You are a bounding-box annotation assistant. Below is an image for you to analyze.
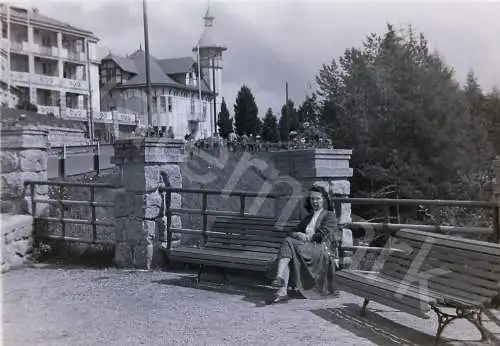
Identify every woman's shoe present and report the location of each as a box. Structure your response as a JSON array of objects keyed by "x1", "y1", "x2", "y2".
[
  {"x1": 266, "y1": 294, "x2": 289, "y2": 305},
  {"x1": 271, "y1": 277, "x2": 286, "y2": 288}
]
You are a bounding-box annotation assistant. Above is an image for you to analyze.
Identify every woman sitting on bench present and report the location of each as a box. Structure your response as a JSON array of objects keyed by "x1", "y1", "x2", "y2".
[{"x1": 267, "y1": 185, "x2": 340, "y2": 304}]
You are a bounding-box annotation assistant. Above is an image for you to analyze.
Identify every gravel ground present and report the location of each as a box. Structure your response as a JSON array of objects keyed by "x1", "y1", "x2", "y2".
[{"x1": 2, "y1": 267, "x2": 500, "y2": 346}]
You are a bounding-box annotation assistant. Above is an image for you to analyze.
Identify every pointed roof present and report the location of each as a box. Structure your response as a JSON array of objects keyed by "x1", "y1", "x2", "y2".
[
  {"x1": 99, "y1": 50, "x2": 212, "y2": 93},
  {"x1": 101, "y1": 53, "x2": 138, "y2": 74},
  {"x1": 157, "y1": 57, "x2": 196, "y2": 75},
  {"x1": 193, "y1": 5, "x2": 227, "y2": 52}
]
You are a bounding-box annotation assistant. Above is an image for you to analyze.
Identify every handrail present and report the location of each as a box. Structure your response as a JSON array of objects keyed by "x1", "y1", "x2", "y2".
[{"x1": 164, "y1": 187, "x2": 499, "y2": 245}]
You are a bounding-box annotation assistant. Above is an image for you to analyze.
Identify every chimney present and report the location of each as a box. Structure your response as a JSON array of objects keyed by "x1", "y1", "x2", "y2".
[{"x1": 32, "y1": 8, "x2": 39, "y2": 14}]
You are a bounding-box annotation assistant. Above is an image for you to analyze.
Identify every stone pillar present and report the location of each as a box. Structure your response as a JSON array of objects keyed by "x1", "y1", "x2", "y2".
[
  {"x1": 0, "y1": 126, "x2": 49, "y2": 215},
  {"x1": 112, "y1": 137, "x2": 184, "y2": 269},
  {"x1": 1, "y1": 126, "x2": 49, "y2": 272},
  {"x1": 272, "y1": 149, "x2": 353, "y2": 223}
]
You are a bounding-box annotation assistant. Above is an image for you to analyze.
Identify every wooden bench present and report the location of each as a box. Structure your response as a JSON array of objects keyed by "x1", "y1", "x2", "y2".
[
  {"x1": 166, "y1": 215, "x2": 353, "y2": 283},
  {"x1": 335, "y1": 228, "x2": 500, "y2": 344},
  {"x1": 166, "y1": 215, "x2": 297, "y2": 281}
]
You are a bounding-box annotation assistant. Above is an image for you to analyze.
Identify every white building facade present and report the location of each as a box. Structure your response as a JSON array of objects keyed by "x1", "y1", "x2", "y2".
[
  {"x1": 0, "y1": 4, "x2": 100, "y2": 120},
  {"x1": 99, "y1": 6, "x2": 227, "y2": 139}
]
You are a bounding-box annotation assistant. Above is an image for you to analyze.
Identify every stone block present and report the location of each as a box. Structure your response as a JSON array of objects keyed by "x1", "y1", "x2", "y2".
[
  {"x1": 23, "y1": 194, "x2": 50, "y2": 216},
  {"x1": 19, "y1": 149, "x2": 47, "y2": 172},
  {"x1": 329, "y1": 180, "x2": 350, "y2": 196},
  {"x1": 1, "y1": 127, "x2": 49, "y2": 150},
  {"x1": 114, "y1": 242, "x2": 133, "y2": 268},
  {"x1": 121, "y1": 164, "x2": 164, "y2": 193},
  {"x1": 1, "y1": 151, "x2": 19, "y2": 173},
  {"x1": 160, "y1": 165, "x2": 182, "y2": 188}
]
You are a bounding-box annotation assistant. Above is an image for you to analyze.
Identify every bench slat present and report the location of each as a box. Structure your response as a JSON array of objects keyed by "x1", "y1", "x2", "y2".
[
  {"x1": 397, "y1": 229, "x2": 500, "y2": 257},
  {"x1": 168, "y1": 255, "x2": 269, "y2": 272},
  {"x1": 336, "y1": 271, "x2": 433, "y2": 315},
  {"x1": 387, "y1": 250, "x2": 500, "y2": 289},
  {"x1": 169, "y1": 247, "x2": 275, "y2": 265},
  {"x1": 381, "y1": 261, "x2": 494, "y2": 304},
  {"x1": 208, "y1": 237, "x2": 284, "y2": 249},
  {"x1": 398, "y1": 237, "x2": 500, "y2": 267},
  {"x1": 338, "y1": 270, "x2": 436, "y2": 308},
  {"x1": 205, "y1": 242, "x2": 280, "y2": 254},
  {"x1": 210, "y1": 227, "x2": 290, "y2": 237},
  {"x1": 208, "y1": 232, "x2": 286, "y2": 244}
]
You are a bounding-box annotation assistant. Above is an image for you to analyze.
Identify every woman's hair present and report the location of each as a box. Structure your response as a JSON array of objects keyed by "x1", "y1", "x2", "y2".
[{"x1": 304, "y1": 185, "x2": 334, "y2": 213}]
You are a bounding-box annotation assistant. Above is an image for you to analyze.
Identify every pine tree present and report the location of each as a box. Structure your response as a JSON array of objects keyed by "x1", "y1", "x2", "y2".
[
  {"x1": 217, "y1": 98, "x2": 233, "y2": 139},
  {"x1": 234, "y1": 85, "x2": 259, "y2": 136},
  {"x1": 261, "y1": 108, "x2": 279, "y2": 142}
]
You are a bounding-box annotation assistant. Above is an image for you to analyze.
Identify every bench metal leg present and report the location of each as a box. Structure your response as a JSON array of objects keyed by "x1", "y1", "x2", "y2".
[
  {"x1": 196, "y1": 265, "x2": 204, "y2": 283},
  {"x1": 360, "y1": 298, "x2": 370, "y2": 316},
  {"x1": 431, "y1": 306, "x2": 489, "y2": 345}
]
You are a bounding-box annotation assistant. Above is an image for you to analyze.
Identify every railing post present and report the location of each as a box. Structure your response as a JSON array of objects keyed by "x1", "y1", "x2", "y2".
[
  {"x1": 90, "y1": 185, "x2": 97, "y2": 243},
  {"x1": 93, "y1": 141, "x2": 100, "y2": 175},
  {"x1": 58, "y1": 144, "x2": 66, "y2": 179},
  {"x1": 59, "y1": 184, "x2": 66, "y2": 239},
  {"x1": 166, "y1": 189, "x2": 172, "y2": 250},
  {"x1": 239, "y1": 195, "x2": 246, "y2": 216},
  {"x1": 202, "y1": 192, "x2": 208, "y2": 246},
  {"x1": 494, "y1": 204, "x2": 500, "y2": 244}
]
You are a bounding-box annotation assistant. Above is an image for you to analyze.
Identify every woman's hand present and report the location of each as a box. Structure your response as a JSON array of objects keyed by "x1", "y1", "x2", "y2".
[{"x1": 291, "y1": 232, "x2": 308, "y2": 242}]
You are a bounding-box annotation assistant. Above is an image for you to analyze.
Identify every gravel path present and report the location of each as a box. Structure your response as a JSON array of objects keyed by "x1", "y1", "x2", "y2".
[{"x1": 2, "y1": 267, "x2": 499, "y2": 346}]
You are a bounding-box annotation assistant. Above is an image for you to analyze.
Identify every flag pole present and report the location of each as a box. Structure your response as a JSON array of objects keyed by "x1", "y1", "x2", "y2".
[
  {"x1": 142, "y1": 0, "x2": 153, "y2": 133},
  {"x1": 197, "y1": 43, "x2": 203, "y2": 137}
]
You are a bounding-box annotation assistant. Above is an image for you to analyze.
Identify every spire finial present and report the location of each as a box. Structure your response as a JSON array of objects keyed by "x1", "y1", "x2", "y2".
[{"x1": 203, "y1": 3, "x2": 214, "y2": 27}]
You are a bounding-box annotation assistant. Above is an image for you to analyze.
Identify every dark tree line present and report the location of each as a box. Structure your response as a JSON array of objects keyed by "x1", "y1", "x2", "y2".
[{"x1": 217, "y1": 23, "x2": 500, "y2": 210}]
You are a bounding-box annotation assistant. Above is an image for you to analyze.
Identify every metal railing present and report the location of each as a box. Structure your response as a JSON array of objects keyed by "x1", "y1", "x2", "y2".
[
  {"x1": 24, "y1": 180, "x2": 117, "y2": 246},
  {"x1": 332, "y1": 197, "x2": 499, "y2": 243},
  {"x1": 162, "y1": 187, "x2": 296, "y2": 250},
  {"x1": 164, "y1": 187, "x2": 500, "y2": 250}
]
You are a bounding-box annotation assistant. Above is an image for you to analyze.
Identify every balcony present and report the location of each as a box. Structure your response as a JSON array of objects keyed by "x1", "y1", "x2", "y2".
[
  {"x1": 60, "y1": 48, "x2": 86, "y2": 62},
  {"x1": 31, "y1": 44, "x2": 58, "y2": 58},
  {"x1": 37, "y1": 105, "x2": 60, "y2": 117},
  {"x1": 9, "y1": 71, "x2": 31, "y2": 83},
  {"x1": 60, "y1": 78, "x2": 87, "y2": 91},
  {"x1": 32, "y1": 74, "x2": 60, "y2": 87},
  {"x1": 62, "y1": 108, "x2": 87, "y2": 120}
]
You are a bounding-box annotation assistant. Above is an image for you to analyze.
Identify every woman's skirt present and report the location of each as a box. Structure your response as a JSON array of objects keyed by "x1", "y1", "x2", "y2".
[{"x1": 276, "y1": 236, "x2": 338, "y2": 299}]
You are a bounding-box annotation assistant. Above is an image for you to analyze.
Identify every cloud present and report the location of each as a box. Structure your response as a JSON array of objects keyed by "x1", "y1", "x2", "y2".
[{"x1": 14, "y1": 0, "x2": 500, "y2": 116}]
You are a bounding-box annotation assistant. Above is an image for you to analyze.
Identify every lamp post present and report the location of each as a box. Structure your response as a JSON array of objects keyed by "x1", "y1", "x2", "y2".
[{"x1": 142, "y1": 0, "x2": 153, "y2": 134}]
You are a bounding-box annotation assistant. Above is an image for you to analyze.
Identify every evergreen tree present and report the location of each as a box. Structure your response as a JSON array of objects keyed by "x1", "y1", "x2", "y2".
[
  {"x1": 261, "y1": 108, "x2": 280, "y2": 142},
  {"x1": 315, "y1": 23, "x2": 490, "y2": 202},
  {"x1": 217, "y1": 98, "x2": 233, "y2": 139},
  {"x1": 279, "y1": 110, "x2": 290, "y2": 141},
  {"x1": 281, "y1": 100, "x2": 299, "y2": 132},
  {"x1": 234, "y1": 85, "x2": 259, "y2": 136}
]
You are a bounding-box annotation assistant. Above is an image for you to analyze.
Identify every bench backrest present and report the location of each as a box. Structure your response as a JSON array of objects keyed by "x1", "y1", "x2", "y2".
[
  {"x1": 205, "y1": 216, "x2": 298, "y2": 255},
  {"x1": 381, "y1": 229, "x2": 500, "y2": 306}
]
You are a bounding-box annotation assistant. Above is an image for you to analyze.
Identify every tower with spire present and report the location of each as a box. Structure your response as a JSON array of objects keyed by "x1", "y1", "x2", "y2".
[{"x1": 193, "y1": 5, "x2": 227, "y2": 136}]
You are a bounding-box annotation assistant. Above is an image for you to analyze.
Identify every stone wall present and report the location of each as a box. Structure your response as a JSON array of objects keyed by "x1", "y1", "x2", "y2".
[
  {"x1": 1, "y1": 215, "x2": 33, "y2": 272},
  {"x1": 1, "y1": 126, "x2": 49, "y2": 272},
  {"x1": 46, "y1": 126, "x2": 88, "y2": 147}
]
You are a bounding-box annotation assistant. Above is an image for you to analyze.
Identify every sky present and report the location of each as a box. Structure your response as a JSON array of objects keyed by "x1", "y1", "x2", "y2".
[{"x1": 12, "y1": 0, "x2": 500, "y2": 117}]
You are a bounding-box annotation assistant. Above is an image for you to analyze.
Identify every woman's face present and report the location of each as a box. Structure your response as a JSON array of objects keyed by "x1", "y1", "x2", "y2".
[{"x1": 309, "y1": 191, "x2": 324, "y2": 211}]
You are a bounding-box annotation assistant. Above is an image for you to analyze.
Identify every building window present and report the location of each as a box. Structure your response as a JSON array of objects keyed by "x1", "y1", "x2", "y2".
[
  {"x1": 202, "y1": 101, "x2": 207, "y2": 116},
  {"x1": 159, "y1": 95, "x2": 166, "y2": 113},
  {"x1": 190, "y1": 97, "x2": 195, "y2": 114},
  {"x1": 167, "y1": 96, "x2": 173, "y2": 112}
]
